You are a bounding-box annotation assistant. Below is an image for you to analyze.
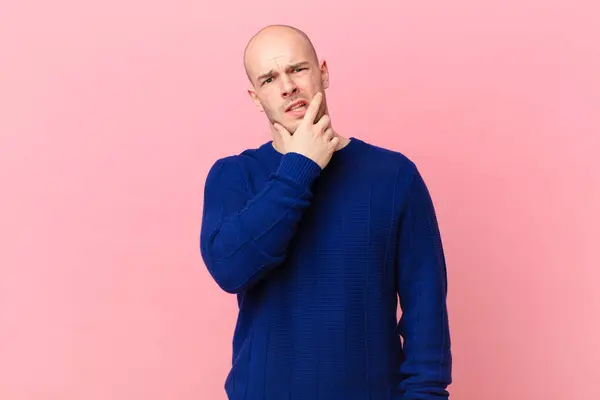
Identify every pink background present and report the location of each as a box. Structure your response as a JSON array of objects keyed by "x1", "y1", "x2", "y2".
[{"x1": 1, "y1": 0, "x2": 598, "y2": 399}]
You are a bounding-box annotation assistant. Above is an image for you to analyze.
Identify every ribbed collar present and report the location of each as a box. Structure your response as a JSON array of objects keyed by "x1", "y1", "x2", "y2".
[{"x1": 258, "y1": 136, "x2": 363, "y2": 169}]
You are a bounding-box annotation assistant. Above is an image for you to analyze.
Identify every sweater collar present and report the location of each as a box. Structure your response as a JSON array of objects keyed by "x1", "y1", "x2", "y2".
[{"x1": 259, "y1": 136, "x2": 362, "y2": 166}]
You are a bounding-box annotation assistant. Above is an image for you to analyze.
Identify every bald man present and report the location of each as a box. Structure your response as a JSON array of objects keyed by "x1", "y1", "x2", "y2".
[{"x1": 200, "y1": 25, "x2": 452, "y2": 399}]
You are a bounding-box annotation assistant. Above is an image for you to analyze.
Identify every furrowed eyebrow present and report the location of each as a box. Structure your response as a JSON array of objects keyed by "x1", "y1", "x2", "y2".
[{"x1": 256, "y1": 61, "x2": 311, "y2": 83}]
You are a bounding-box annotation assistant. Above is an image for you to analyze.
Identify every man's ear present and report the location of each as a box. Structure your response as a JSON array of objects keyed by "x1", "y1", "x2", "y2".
[
  {"x1": 247, "y1": 89, "x2": 264, "y2": 112},
  {"x1": 320, "y1": 59, "x2": 330, "y2": 89}
]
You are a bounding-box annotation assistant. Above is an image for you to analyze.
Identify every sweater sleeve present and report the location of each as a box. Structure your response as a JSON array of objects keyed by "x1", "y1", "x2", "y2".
[
  {"x1": 200, "y1": 152, "x2": 322, "y2": 294},
  {"x1": 395, "y1": 167, "x2": 452, "y2": 399}
]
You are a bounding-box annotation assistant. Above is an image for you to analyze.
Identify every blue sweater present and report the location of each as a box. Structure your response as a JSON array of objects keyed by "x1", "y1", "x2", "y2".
[{"x1": 200, "y1": 137, "x2": 452, "y2": 399}]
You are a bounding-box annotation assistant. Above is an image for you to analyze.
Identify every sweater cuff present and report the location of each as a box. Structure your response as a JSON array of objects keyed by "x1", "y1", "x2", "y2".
[{"x1": 276, "y1": 152, "x2": 322, "y2": 188}]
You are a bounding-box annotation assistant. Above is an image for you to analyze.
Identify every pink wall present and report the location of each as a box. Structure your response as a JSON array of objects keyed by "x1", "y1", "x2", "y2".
[{"x1": 1, "y1": 1, "x2": 598, "y2": 399}]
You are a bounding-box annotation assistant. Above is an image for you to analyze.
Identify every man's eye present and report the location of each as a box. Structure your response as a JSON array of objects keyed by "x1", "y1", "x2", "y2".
[
  {"x1": 294, "y1": 68, "x2": 306, "y2": 72},
  {"x1": 264, "y1": 77, "x2": 273, "y2": 85}
]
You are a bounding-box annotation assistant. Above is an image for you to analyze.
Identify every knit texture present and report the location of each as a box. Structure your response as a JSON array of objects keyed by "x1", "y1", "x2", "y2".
[{"x1": 200, "y1": 137, "x2": 452, "y2": 400}]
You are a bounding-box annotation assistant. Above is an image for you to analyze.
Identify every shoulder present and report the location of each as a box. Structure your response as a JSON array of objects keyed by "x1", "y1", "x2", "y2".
[
  {"x1": 355, "y1": 137, "x2": 418, "y2": 180},
  {"x1": 353, "y1": 138, "x2": 436, "y2": 213},
  {"x1": 204, "y1": 141, "x2": 272, "y2": 186},
  {"x1": 354, "y1": 139, "x2": 442, "y2": 224}
]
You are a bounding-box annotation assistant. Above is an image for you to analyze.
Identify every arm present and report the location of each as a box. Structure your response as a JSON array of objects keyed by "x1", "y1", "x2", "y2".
[
  {"x1": 200, "y1": 152, "x2": 321, "y2": 294},
  {"x1": 396, "y1": 167, "x2": 452, "y2": 399}
]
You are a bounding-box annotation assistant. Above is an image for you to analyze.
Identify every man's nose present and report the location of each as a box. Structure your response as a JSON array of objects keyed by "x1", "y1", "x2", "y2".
[{"x1": 280, "y1": 77, "x2": 298, "y2": 98}]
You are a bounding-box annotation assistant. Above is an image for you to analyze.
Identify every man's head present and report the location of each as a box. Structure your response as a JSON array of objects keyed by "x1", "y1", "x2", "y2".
[{"x1": 244, "y1": 25, "x2": 330, "y2": 134}]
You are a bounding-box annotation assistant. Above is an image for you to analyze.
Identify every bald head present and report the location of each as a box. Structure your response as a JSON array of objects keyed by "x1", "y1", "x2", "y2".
[
  {"x1": 243, "y1": 24, "x2": 330, "y2": 134},
  {"x1": 243, "y1": 25, "x2": 319, "y2": 84}
]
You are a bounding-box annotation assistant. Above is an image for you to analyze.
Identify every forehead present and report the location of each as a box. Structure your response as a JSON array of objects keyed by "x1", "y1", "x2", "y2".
[{"x1": 247, "y1": 35, "x2": 314, "y2": 76}]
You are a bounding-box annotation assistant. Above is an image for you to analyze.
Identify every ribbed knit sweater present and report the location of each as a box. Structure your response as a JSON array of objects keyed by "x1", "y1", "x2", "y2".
[{"x1": 200, "y1": 137, "x2": 452, "y2": 399}]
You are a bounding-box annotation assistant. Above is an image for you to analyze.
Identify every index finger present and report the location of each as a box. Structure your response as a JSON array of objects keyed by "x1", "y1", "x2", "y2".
[{"x1": 302, "y1": 92, "x2": 323, "y2": 125}]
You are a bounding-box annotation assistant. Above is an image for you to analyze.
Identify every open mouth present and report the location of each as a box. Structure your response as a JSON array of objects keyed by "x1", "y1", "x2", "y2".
[{"x1": 285, "y1": 100, "x2": 308, "y2": 112}]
